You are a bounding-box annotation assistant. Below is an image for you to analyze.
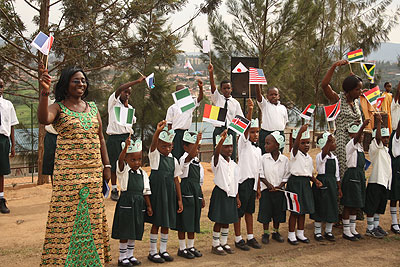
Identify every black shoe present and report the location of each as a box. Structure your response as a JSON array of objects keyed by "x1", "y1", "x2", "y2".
[
  {"x1": 261, "y1": 233, "x2": 270, "y2": 244},
  {"x1": 128, "y1": 257, "x2": 141, "y2": 266},
  {"x1": 159, "y1": 251, "x2": 174, "y2": 262},
  {"x1": 235, "y1": 239, "x2": 250, "y2": 251},
  {"x1": 247, "y1": 238, "x2": 261, "y2": 249},
  {"x1": 0, "y1": 198, "x2": 10, "y2": 214},
  {"x1": 147, "y1": 253, "x2": 165, "y2": 263},
  {"x1": 271, "y1": 232, "x2": 284, "y2": 243},
  {"x1": 188, "y1": 247, "x2": 202, "y2": 257},
  {"x1": 324, "y1": 232, "x2": 336, "y2": 242},
  {"x1": 177, "y1": 249, "x2": 195, "y2": 259},
  {"x1": 342, "y1": 233, "x2": 358, "y2": 241},
  {"x1": 314, "y1": 233, "x2": 324, "y2": 242},
  {"x1": 118, "y1": 259, "x2": 133, "y2": 267},
  {"x1": 297, "y1": 237, "x2": 310, "y2": 243},
  {"x1": 111, "y1": 188, "x2": 119, "y2": 201},
  {"x1": 353, "y1": 233, "x2": 362, "y2": 240},
  {"x1": 391, "y1": 224, "x2": 400, "y2": 234},
  {"x1": 287, "y1": 238, "x2": 299, "y2": 245}
]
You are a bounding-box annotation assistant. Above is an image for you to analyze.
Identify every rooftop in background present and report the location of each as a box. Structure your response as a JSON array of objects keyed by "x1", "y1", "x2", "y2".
[{"x1": 14, "y1": 128, "x2": 38, "y2": 153}]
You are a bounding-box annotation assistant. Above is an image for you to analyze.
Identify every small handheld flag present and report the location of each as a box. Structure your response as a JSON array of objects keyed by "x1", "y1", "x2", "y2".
[
  {"x1": 347, "y1": 49, "x2": 364, "y2": 63},
  {"x1": 232, "y1": 62, "x2": 248, "y2": 73},
  {"x1": 114, "y1": 106, "x2": 135, "y2": 127},
  {"x1": 184, "y1": 60, "x2": 194, "y2": 71},
  {"x1": 376, "y1": 96, "x2": 385, "y2": 110},
  {"x1": 172, "y1": 87, "x2": 196, "y2": 113},
  {"x1": 203, "y1": 104, "x2": 227, "y2": 126},
  {"x1": 363, "y1": 86, "x2": 381, "y2": 105},
  {"x1": 364, "y1": 158, "x2": 371, "y2": 171},
  {"x1": 300, "y1": 104, "x2": 316, "y2": 120},
  {"x1": 249, "y1": 67, "x2": 267, "y2": 85},
  {"x1": 324, "y1": 101, "x2": 341, "y2": 121},
  {"x1": 145, "y1": 73, "x2": 155, "y2": 89},
  {"x1": 284, "y1": 190, "x2": 300, "y2": 213},
  {"x1": 31, "y1": 31, "x2": 54, "y2": 55},
  {"x1": 360, "y1": 62, "x2": 375, "y2": 79},
  {"x1": 202, "y1": 39, "x2": 210, "y2": 53},
  {"x1": 228, "y1": 115, "x2": 250, "y2": 136}
]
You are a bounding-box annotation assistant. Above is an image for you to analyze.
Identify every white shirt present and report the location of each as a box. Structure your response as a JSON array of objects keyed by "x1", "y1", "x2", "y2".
[
  {"x1": 148, "y1": 149, "x2": 182, "y2": 177},
  {"x1": 210, "y1": 90, "x2": 244, "y2": 127},
  {"x1": 289, "y1": 149, "x2": 313, "y2": 177},
  {"x1": 165, "y1": 98, "x2": 199, "y2": 130},
  {"x1": 345, "y1": 139, "x2": 364, "y2": 168},
  {"x1": 392, "y1": 99, "x2": 400, "y2": 131},
  {"x1": 106, "y1": 92, "x2": 136, "y2": 135},
  {"x1": 179, "y1": 152, "x2": 204, "y2": 186},
  {"x1": 211, "y1": 155, "x2": 239, "y2": 197},
  {"x1": 45, "y1": 98, "x2": 58, "y2": 135},
  {"x1": 116, "y1": 161, "x2": 151, "y2": 194},
  {"x1": 237, "y1": 135, "x2": 262, "y2": 184},
  {"x1": 369, "y1": 139, "x2": 392, "y2": 189},
  {"x1": 316, "y1": 152, "x2": 340, "y2": 182},
  {"x1": 259, "y1": 153, "x2": 290, "y2": 191},
  {"x1": 392, "y1": 134, "x2": 400, "y2": 158},
  {"x1": 0, "y1": 96, "x2": 19, "y2": 137},
  {"x1": 257, "y1": 96, "x2": 288, "y2": 131}
]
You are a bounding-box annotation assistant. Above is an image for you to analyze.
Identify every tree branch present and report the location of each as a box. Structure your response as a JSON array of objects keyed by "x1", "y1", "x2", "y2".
[
  {"x1": 0, "y1": 55, "x2": 37, "y2": 79},
  {"x1": 49, "y1": 0, "x2": 62, "y2": 7},
  {"x1": 23, "y1": 0, "x2": 40, "y2": 12},
  {"x1": 3, "y1": 91, "x2": 38, "y2": 100}
]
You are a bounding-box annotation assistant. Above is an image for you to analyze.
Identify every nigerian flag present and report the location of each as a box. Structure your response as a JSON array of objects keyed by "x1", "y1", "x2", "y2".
[
  {"x1": 172, "y1": 87, "x2": 196, "y2": 113},
  {"x1": 114, "y1": 106, "x2": 135, "y2": 126}
]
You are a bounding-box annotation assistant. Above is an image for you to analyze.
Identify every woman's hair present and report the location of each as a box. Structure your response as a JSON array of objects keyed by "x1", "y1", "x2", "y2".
[
  {"x1": 55, "y1": 67, "x2": 89, "y2": 102},
  {"x1": 342, "y1": 75, "x2": 362, "y2": 93}
]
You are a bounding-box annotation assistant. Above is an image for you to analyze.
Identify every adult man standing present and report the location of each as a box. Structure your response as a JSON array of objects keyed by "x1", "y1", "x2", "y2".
[
  {"x1": 382, "y1": 82, "x2": 393, "y2": 133},
  {"x1": 0, "y1": 79, "x2": 19, "y2": 213}
]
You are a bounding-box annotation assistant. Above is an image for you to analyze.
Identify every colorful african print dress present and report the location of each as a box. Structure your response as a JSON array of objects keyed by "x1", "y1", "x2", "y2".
[{"x1": 41, "y1": 102, "x2": 111, "y2": 266}]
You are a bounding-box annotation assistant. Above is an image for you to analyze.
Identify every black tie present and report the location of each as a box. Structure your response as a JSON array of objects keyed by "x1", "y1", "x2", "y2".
[{"x1": 224, "y1": 98, "x2": 228, "y2": 127}]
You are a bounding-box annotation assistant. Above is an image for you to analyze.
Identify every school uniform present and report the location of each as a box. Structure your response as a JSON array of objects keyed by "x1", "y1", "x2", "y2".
[
  {"x1": 310, "y1": 152, "x2": 340, "y2": 223},
  {"x1": 257, "y1": 96, "x2": 288, "y2": 154},
  {"x1": 106, "y1": 92, "x2": 136, "y2": 172},
  {"x1": 363, "y1": 139, "x2": 392, "y2": 215},
  {"x1": 210, "y1": 90, "x2": 244, "y2": 160},
  {"x1": 0, "y1": 96, "x2": 18, "y2": 175},
  {"x1": 340, "y1": 139, "x2": 366, "y2": 208},
  {"x1": 165, "y1": 99, "x2": 199, "y2": 160},
  {"x1": 389, "y1": 133, "x2": 400, "y2": 201},
  {"x1": 257, "y1": 153, "x2": 289, "y2": 224},
  {"x1": 208, "y1": 155, "x2": 239, "y2": 224},
  {"x1": 145, "y1": 149, "x2": 182, "y2": 228},
  {"x1": 174, "y1": 152, "x2": 204, "y2": 233},
  {"x1": 237, "y1": 134, "x2": 262, "y2": 217},
  {"x1": 112, "y1": 163, "x2": 151, "y2": 240},
  {"x1": 42, "y1": 99, "x2": 58, "y2": 176},
  {"x1": 287, "y1": 149, "x2": 314, "y2": 214}
]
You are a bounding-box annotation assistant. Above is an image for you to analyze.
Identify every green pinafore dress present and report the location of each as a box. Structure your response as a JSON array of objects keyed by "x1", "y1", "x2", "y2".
[
  {"x1": 175, "y1": 161, "x2": 203, "y2": 233},
  {"x1": 112, "y1": 169, "x2": 146, "y2": 240},
  {"x1": 310, "y1": 158, "x2": 339, "y2": 223},
  {"x1": 145, "y1": 154, "x2": 177, "y2": 228}
]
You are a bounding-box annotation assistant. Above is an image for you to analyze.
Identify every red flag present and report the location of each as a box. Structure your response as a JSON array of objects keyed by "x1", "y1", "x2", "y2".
[
  {"x1": 324, "y1": 101, "x2": 341, "y2": 122},
  {"x1": 375, "y1": 96, "x2": 385, "y2": 110}
]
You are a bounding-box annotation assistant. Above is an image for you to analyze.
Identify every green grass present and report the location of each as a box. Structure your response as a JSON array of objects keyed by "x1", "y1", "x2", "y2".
[{"x1": 15, "y1": 104, "x2": 38, "y2": 128}]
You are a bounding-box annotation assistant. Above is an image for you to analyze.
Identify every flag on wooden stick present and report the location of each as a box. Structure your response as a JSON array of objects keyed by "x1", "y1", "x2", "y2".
[
  {"x1": 184, "y1": 60, "x2": 194, "y2": 71},
  {"x1": 363, "y1": 86, "x2": 381, "y2": 105},
  {"x1": 114, "y1": 106, "x2": 135, "y2": 126},
  {"x1": 202, "y1": 39, "x2": 210, "y2": 53},
  {"x1": 203, "y1": 104, "x2": 227, "y2": 126},
  {"x1": 347, "y1": 49, "x2": 364, "y2": 63},
  {"x1": 300, "y1": 104, "x2": 316, "y2": 120},
  {"x1": 145, "y1": 73, "x2": 155, "y2": 89},
  {"x1": 249, "y1": 67, "x2": 267, "y2": 84},
  {"x1": 228, "y1": 115, "x2": 250, "y2": 136},
  {"x1": 285, "y1": 191, "x2": 300, "y2": 213},
  {"x1": 172, "y1": 87, "x2": 196, "y2": 113},
  {"x1": 360, "y1": 62, "x2": 376, "y2": 79},
  {"x1": 324, "y1": 101, "x2": 341, "y2": 121},
  {"x1": 31, "y1": 31, "x2": 54, "y2": 55}
]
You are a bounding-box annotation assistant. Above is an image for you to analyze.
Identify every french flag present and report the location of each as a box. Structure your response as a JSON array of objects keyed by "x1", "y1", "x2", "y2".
[{"x1": 31, "y1": 31, "x2": 54, "y2": 55}]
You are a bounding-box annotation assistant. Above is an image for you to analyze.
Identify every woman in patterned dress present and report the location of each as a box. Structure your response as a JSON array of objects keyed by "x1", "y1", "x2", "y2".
[
  {"x1": 38, "y1": 67, "x2": 112, "y2": 266},
  {"x1": 321, "y1": 60, "x2": 363, "y2": 219}
]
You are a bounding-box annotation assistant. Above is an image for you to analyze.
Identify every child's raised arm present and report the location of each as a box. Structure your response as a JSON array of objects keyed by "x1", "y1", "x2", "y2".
[
  {"x1": 197, "y1": 79, "x2": 204, "y2": 103},
  {"x1": 244, "y1": 98, "x2": 254, "y2": 139},
  {"x1": 185, "y1": 132, "x2": 203, "y2": 163},
  {"x1": 353, "y1": 119, "x2": 370, "y2": 145},
  {"x1": 118, "y1": 136, "x2": 130, "y2": 172},
  {"x1": 292, "y1": 124, "x2": 308, "y2": 157},
  {"x1": 214, "y1": 129, "x2": 228, "y2": 167},
  {"x1": 150, "y1": 120, "x2": 166, "y2": 152},
  {"x1": 374, "y1": 114, "x2": 383, "y2": 145},
  {"x1": 208, "y1": 63, "x2": 216, "y2": 94},
  {"x1": 255, "y1": 84, "x2": 262, "y2": 103}
]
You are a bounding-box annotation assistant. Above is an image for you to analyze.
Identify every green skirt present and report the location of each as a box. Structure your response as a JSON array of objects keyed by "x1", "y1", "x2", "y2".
[
  {"x1": 237, "y1": 179, "x2": 256, "y2": 217},
  {"x1": 340, "y1": 167, "x2": 366, "y2": 208},
  {"x1": 106, "y1": 133, "x2": 130, "y2": 172},
  {"x1": 390, "y1": 156, "x2": 400, "y2": 201},
  {"x1": 0, "y1": 134, "x2": 11, "y2": 175},
  {"x1": 174, "y1": 179, "x2": 202, "y2": 233},
  {"x1": 286, "y1": 175, "x2": 315, "y2": 215},
  {"x1": 112, "y1": 191, "x2": 146, "y2": 240},
  {"x1": 42, "y1": 132, "x2": 57, "y2": 175},
  {"x1": 208, "y1": 186, "x2": 238, "y2": 224},
  {"x1": 257, "y1": 190, "x2": 286, "y2": 224},
  {"x1": 310, "y1": 174, "x2": 338, "y2": 223}
]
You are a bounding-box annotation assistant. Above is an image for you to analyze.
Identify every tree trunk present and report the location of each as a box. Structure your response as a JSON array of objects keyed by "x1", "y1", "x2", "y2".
[{"x1": 37, "y1": 0, "x2": 50, "y2": 185}]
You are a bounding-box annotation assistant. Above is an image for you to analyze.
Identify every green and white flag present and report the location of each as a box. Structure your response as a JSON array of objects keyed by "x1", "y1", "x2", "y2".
[
  {"x1": 114, "y1": 106, "x2": 135, "y2": 126},
  {"x1": 172, "y1": 87, "x2": 196, "y2": 113}
]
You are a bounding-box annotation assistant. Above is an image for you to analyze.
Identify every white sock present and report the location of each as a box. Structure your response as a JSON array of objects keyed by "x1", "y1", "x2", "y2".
[
  {"x1": 349, "y1": 215, "x2": 359, "y2": 235},
  {"x1": 119, "y1": 242, "x2": 128, "y2": 261},
  {"x1": 314, "y1": 222, "x2": 322, "y2": 234},
  {"x1": 212, "y1": 231, "x2": 220, "y2": 247},
  {"x1": 296, "y1": 229, "x2": 306, "y2": 240},
  {"x1": 342, "y1": 219, "x2": 353, "y2": 237},
  {"x1": 325, "y1": 223, "x2": 333, "y2": 234},
  {"x1": 187, "y1": 238, "x2": 194, "y2": 248},
  {"x1": 220, "y1": 228, "x2": 229, "y2": 246},
  {"x1": 373, "y1": 214, "x2": 380, "y2": 228},
  {"x1": 149, "y1": 233, "x2": 158, "y2": 255},
  {"x1": 391, "y1": 206, "x2": 398, "y2": 225},
  {"x1": 247, "y1": 234, "x2": 254, "y2": 240},
  {"x1": 160, "y1": 233, "x2": 168, "y2": 253},
  {"x1": 179, "y1": 239, "x2": 186, "y2": 250},
  {"x1": 0, "y1": 192, "x2": 4, "y2": 198},
  {"x1": 112, "y1": 185, "x2": 118, "y2": 190},
  {"x1": 235, "y1": 235, "x2": 242, "y2": 243},
  {"x1": 127, "y1": 240, "x2": 135, "y2": 258},
  {"x1": 367, "y1": 217, "x2": 374, "y2": 231},
  {"x1": 288, "y1": 231, "x2": 297, "y2": 241}
]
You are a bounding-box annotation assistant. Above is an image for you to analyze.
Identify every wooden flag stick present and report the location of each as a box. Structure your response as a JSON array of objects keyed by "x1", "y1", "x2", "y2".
[
  {"x1": 248, "y1": 83, "x2": 251, "y2": 98},
  {"x1": 45, "y1": 55, "x2": 49, "y2": 70},
  {"x1": 327, "y1": 120, "x2": 331, "y2": 132},
  {"x1": 349, "y1": 62, "x2": 353, "y2": 73},
  {"x1": 136, "y1": 69, "x2": 145, "y2": 77}
]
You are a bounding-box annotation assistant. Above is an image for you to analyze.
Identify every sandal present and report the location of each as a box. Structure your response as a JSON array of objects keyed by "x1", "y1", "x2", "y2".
[
  {"x1": 159, "y1": 251, "x2": 174, "y2": 262},
  {"x1": 147, "y1": 253, "x2": 164, "y2": 264}
]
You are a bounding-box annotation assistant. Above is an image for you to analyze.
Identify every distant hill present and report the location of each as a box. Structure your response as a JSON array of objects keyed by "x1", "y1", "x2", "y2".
[{"x1": 368, "y1": 42, "x2": 400, "y2": 63}]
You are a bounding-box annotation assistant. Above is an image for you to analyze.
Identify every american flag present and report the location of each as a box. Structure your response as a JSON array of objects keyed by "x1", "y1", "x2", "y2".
[{"x1": 249, "y1": 67, "x2": 268, "y2": 85}]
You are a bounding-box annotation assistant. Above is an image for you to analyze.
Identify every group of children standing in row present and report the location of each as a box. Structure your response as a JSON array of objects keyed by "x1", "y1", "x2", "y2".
[{"x1": 108, "y1": 64, "x2": 400, "y2": 266}]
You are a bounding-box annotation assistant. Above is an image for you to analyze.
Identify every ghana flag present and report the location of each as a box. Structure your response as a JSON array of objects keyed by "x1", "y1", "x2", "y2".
[
  {"x1": 363, "y1": 86, "x2": 381, "y2": 105},
  {"x1": 347, "y1": 49, "x2": 364, "y2": 63},
  {"x1": 203, "y1": 104, "x2": 227, "y2": 126}
]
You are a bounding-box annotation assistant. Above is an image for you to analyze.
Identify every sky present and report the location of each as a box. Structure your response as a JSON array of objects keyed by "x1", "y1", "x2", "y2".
[{"x1": 15, "y1": 0, "x2": 400, "y2": 52}]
